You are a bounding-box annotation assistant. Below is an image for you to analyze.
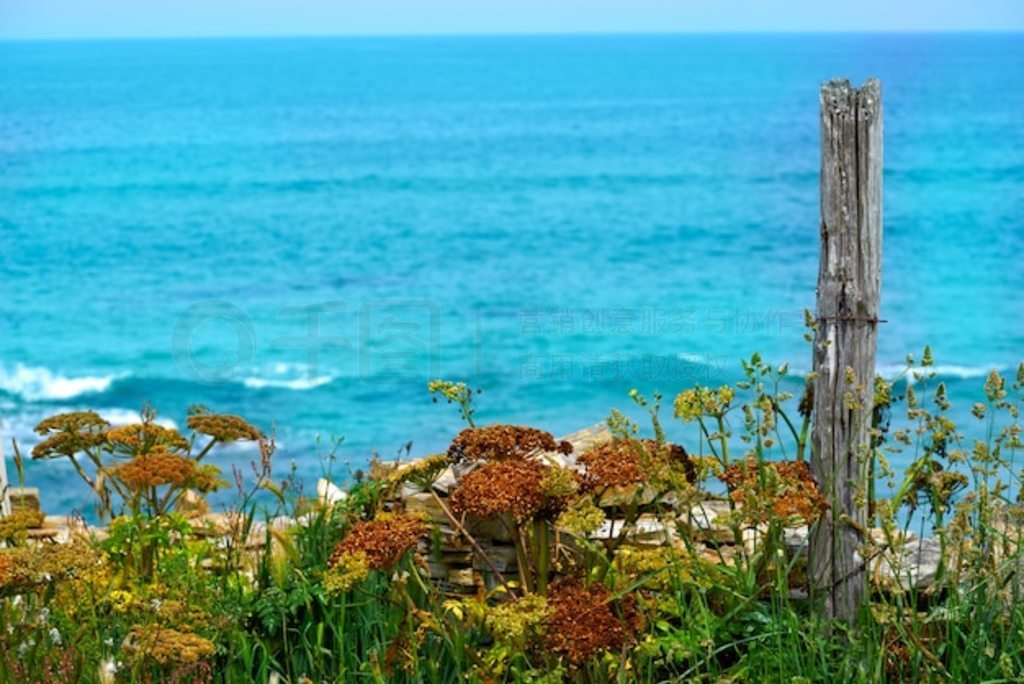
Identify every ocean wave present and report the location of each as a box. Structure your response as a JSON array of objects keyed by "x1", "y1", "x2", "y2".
[
  {"x1": 97, "y1": 408, "x2": 177, "y2": 429},
  {"x1": 0, "y1": 364, "x2": 119, "y2": 401},
  {"x1": 242, "y1": 375, "x2": 334, "y2": 391},
  {"x1": 878, "y1": 363, "x2": 1002, "y2": 382}
]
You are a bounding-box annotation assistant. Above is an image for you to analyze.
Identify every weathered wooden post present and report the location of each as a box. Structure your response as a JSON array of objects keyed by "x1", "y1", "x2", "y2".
[{"x1": 809, "y1": 78, "x2": 883, "y2": 624}]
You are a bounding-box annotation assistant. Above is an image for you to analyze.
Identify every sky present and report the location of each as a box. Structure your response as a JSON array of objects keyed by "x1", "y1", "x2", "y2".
[{"x1": 1, "y1": 0, "x2": 1023, "y2": 40}]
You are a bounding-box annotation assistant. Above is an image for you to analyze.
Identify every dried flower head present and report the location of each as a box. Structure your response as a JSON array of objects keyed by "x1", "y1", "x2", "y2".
[
  {"x1": 112, "y1": 447, "x2": 199, "y2": 489},
  {"x1": 542, "y1": 580, "x2": 634, "y2": 665},
  {"x1": 187, "y1": 413, "x2": 263, "y2": 442},
  {"x1": 32, "y1": 411, "x2": 109, "y2": 459},
  {"x1": 720, "y1": 459, "x2": 828, "y2": 525},
  {"x1": 328, "y1": 514, "x2": 427, "y2": 571},
  {"x1": 106, "y1": 423, "x2": 189, "y2": 456},
  {"x1": 447, "y1": 425, "x2": 571, "y2": 462},
  {"x1": 0, "y1": 542, "x2": 99, "y2": 590},
  {"x1": 34, "y1": 411, "x2": 109, "y2": 436},
  {"x1": 451, "y1": 459, "x2": 560, "y2": 522},
  {"x1": 0, "y1": 510, "x2": 46, "y2": 543},
  {"x1": 579, "y1": 438, "x2": 695, "y2": 489},
  {"x1": 123, "y1": 624, "x2": 216, "y2": 668}
]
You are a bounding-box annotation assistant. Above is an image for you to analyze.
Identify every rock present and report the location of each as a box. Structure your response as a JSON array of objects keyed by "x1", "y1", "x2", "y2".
[
  {"x1": 870, "y1": 536, "x2": 943, "y2": 592},
  {"x1": 540, "y1": 423, "x2": 613, "y2": 470},
  {"x1": 590, "y1": 515, "x2": 676, "y2": 546},
  {"x1": 472, "y1": 543, "x2": 519, "y2": 572},
  {"x1": 447, "y1": 568, "x2": 476, "y2": 587},
  {"x1": 9, "y1": 487, "x2": 40, "y2": 514},
  {"x1": 679, "y1": 500, "x2": 736, "y2": 544},
  {"x1": 317, "y1": 478, "x2": 347, "y2": 506},
  {"x1": 403, "y1": 492, "x2": 449, "y2": 524}
]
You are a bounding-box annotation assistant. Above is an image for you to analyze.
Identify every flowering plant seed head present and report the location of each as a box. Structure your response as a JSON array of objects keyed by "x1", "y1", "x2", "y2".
[{"x1": 447, "y1": 425, "x2": 571, "y2": 462}]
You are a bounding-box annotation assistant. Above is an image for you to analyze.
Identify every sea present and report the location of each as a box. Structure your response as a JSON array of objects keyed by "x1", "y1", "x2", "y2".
[{"x1": 1, "y1": 34, "x2": 1022, "y2": 516}]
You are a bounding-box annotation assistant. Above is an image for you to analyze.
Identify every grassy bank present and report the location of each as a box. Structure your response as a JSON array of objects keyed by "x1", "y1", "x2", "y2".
[{"x1": 1, "y1": 348, "x2": 1022, "y2": 683}]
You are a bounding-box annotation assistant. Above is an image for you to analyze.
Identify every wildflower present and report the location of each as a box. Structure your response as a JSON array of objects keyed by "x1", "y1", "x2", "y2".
[
  {"x1": 384, "y1": 453, "x2": 452, "y2": 491},
  {"x1": 108, "y1": 589, "x2": 134, "y2": 613},
  {"x1": 579, "y1": 439, "x2": 695, "y2": 490},
  {"x1": 112, "y1": 447, "x2": 198, "y2": 489},
  {"x1": 720, "y1": 459, "x2": 828, "y2": 525},
  {"x1": 323, "y1": 551, "x2": 371, "y2": 594},
  {"x1": 328, "y1": 514, "x2": 427, "y2": 571},
  {"x1": 447, "y1": 425, "x2": 571, "y2": 462},
  {"x1": 0, "y1": 509, "x2": 46, "y2": 542},
  {"x1": 187, "y1": 412, "x2": 263, "y2": 442},
  {"x1": 105, "y1": 422, "x2": 189, "y2": 455},
  {"x1": 674, "y1": 385, "x2": 734, "y2": 422},
  {"x1": 542, "y1": 580, "x2": 635, "y2": 665},
  {"x1": 556, "y1": 499, "x2": 606, "y2": 536},
  {"x1": 32, "y1": 411, "x2": 109, "y2": 459},
  {"x1": 450, "y1": 459, "x2": 549, "y2": 521},
  {"x1": 122, "y1": 624, "x2": 216, "y2": 668},
  {"x1": 485, "y1": 594, "x2": 552, "y2": 648},
  {"x1": 48, "y1": 627, "x2": 61, "y2": 645}
]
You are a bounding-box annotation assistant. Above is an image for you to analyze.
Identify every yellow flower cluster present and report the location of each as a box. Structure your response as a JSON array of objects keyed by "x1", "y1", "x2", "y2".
[
  {"x1": 674, "y1": 385, "x2": 735, "y2": 422},
  {"x1": 123, "y1": 624, "x2": 216, "y2": 668},
  {"x1": 485, "y1": 594, "x2": 552, "y2": 648},
  {"x1": 0, "y1": 509, "x2": 46, "y2": 542},
  {"x1": 323, "y1": 551, "x2": 371, "y2": 595}
]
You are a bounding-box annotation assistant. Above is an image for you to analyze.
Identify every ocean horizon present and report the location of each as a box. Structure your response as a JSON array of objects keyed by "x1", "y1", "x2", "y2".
[{"x1": 1, "y1": 33, "x2": 1022, "y2": 515}]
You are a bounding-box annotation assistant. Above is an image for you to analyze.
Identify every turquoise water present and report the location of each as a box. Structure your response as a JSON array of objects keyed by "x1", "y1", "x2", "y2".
[{"x1": 1, "y1": 35, "x2": 1022, "y2": 514}]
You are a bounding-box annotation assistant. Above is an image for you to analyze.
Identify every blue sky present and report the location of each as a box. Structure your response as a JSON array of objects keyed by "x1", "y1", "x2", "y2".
[{"x1": 1, "y1": 0, "x2": 1023, "y2": 40}]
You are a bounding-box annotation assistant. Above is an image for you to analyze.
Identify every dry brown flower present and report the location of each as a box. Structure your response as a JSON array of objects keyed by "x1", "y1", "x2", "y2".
[
  {"x1": 187, "y1": 413, "x2": 263, "y2": 442},
  {"x1": 328, "y1": 514, "x2": 428, "y2": 571},
  {"x1": 542, "y1": 579, "x2": 634, "y2": 665},
  {"x1": 112, "y1": 447, "x2": 198, "y2": 489},
  {"x1": 450, "y1": 459, "x2": 553, "y2": 522},
  {"x1": 31, "y1": 411, "x2": 109, "y2": 459},
  {"x1": 123, "y1": 624, "x2": 216, "y2": 668},
  {"x1": 106, "y1": 423, "x2": 189, "y2": 456},
  {"x1": 447, "y1": 425, "x2": 571, "y2": 462},
  {"x1": 34, "y1": 411, "x2": 109, "y2": 435},
  {"x1": 579, "y1": 438, "x2": 695, "y2": 489},
  {"x1": 720, "y1": 459, "x2": 828, "y2": 525}
]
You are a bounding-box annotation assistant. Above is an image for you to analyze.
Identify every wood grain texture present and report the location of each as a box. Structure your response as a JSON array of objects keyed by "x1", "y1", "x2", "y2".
[{"x1": 809, "y1": 78, "x2": 883, "y2": 623}]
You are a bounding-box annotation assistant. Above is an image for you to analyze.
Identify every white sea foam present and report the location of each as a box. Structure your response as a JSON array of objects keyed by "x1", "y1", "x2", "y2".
[
  {"x1": 97, "y1": 408, "x2": 177, "y2": 429},
  {"x1": 0, "y1": 364, "x2": 118, "y2": 401},
  {"x1": 242, "y1": 375, "x2": 333, "y2": 391},
  {"x1": 877, "y1": 363, "x2": 1002, "y2": 383}
]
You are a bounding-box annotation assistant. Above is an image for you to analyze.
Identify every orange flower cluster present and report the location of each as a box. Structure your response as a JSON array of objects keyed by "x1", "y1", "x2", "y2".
[
  {"x1": 113, "y1": 448, "x2": 198, "y2": 489},
  {"x1": 328, "y1": 514, "x2": 428, "y2": 570},
  {"x1": 542, "y1": 580, "x2": 635, "y2": 665},
  {"x1": 447, "y1": 425, "x2": 571, "y2": 462},
  {"x1": 106, "y1": 423, "x2": 189, "y2": 455},
  {"x1": 579, "y1": 439, "x2": 695, "y2": 489},
  {"x1": 0, "y1": 553, "x2": 13, "y2": 586},
  {"x1": 32, "y1": 411, "x2": 109, "y2": 459},
  {"x1": 187, "y1": 413, "x2": 263, "y2": 442},
  {"x1": 720, "y1": 460, "x2": 828, "y2": 524},
  {"x1": 450, "y1": 459, "x2": 554, "y2": 522}
]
